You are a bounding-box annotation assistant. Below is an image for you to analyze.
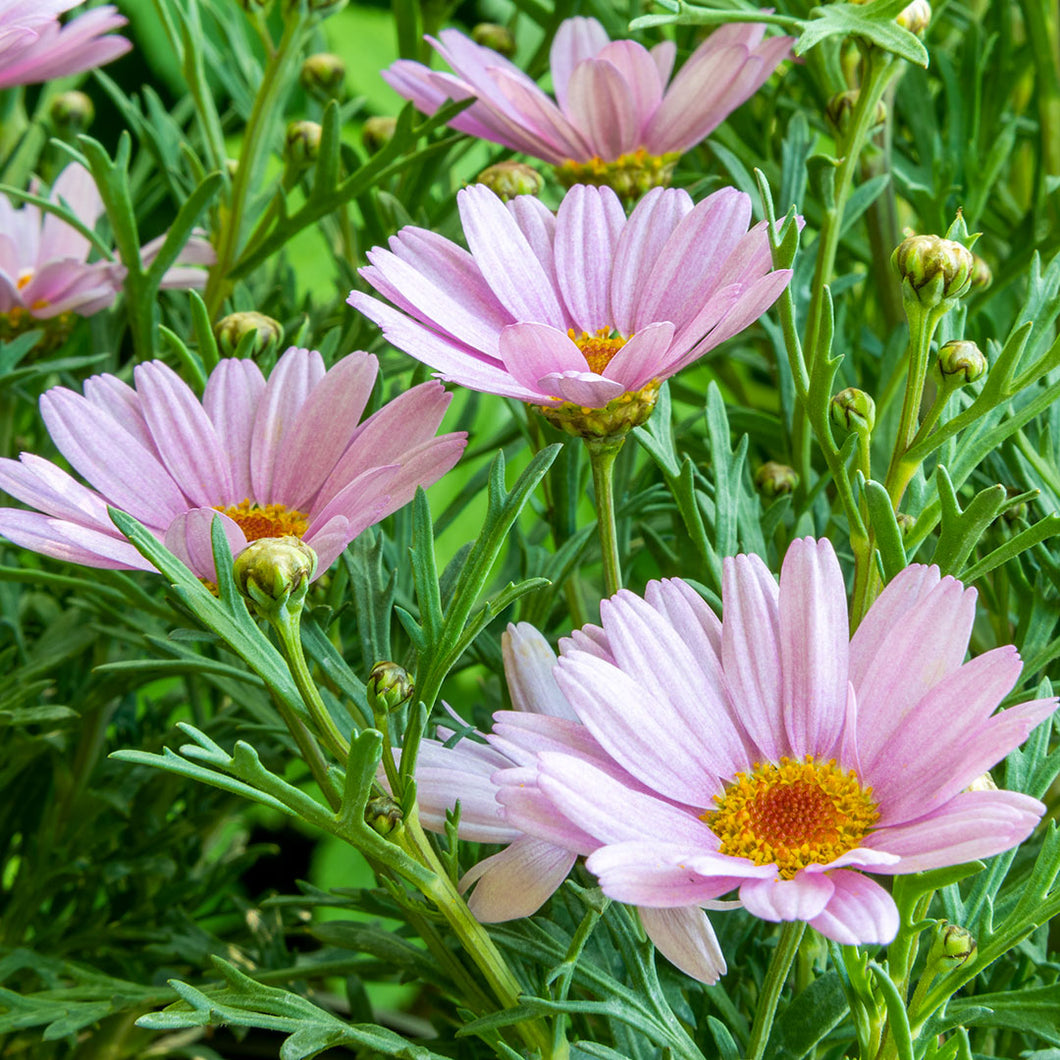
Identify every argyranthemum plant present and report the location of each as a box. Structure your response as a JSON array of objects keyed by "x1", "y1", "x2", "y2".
[
  {"x1": 384, "y1": 16, "x2": 792, "y2": 196},
  {"x1": 497, "y1": 538, "x2": 1056, "y2": 946},
  {"x1": 0, "y1": 347, "x2": 466, "y2": 578}
]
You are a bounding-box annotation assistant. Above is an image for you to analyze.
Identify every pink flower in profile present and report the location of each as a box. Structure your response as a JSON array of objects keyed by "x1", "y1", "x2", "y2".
[
  {"x1": 0, "y1": 348, "x2": 466, "y2": 578},
  {"x1": 0, "y1": 163, "x2": 215, "y2": 331},
  {"x1": 350, "y1": 183, "x2": 793, "y2": 423},
  {"x1": 412, "y1": 619, "x2": 727, "y2": 984},
  {"x1": 497, "y1": 539, "x2": 1056, "y2": 950},
  {"x1": 385, "y1": 17, "x2": 791, "y2": 193},
  {"x1": 0, "y1": 0, "x2": 131, "y2": 90}
]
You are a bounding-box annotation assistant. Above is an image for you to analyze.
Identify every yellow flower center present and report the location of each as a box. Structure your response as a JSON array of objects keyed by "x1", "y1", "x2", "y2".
[
  {"x1": 702, "y1": 755, "x2": 879, "y2": 880},
  {"x1": 215, "y1": 499, "x2": 309, "y2": 543},
  {"x1": 554, "y1": 148, "x2": 682, "y2": 200},
  {"x1": 569, "y1": 327, "x2": 627, "y2": 374}
]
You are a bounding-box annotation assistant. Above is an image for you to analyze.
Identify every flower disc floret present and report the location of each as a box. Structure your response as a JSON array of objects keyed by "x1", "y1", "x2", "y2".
[
  {"x1": 217, "y1": 500, "x2": 310, "y2": 543},
  {"x1": 705, "y1": 756, "x2": 878, "y2": 879}
]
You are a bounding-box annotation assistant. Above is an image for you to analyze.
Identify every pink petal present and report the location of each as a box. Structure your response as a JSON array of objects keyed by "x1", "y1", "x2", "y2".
[
  {"x1": 502, "y1": 622, "x2": 578, "y2": 720},
  {"x1": 301, "y1": 513, "x2": 353, "y2": 575},
  {"x1": 595, "y1": 40, "x2": 666, "y2": 136},
  {"x1": 0, "y1": 451, "x2": 113, "y2": 529},
  {"x1": 650, "y1": 40, "x2": 677, "y2": 85},
  {"x1": 739, "y1": 872, "x2": 835, "y2": 922},
  {"x1": 460, "y1": 836, "x2": 576, "y2": 921},
  {"x1": 498, "y1": 321, "x2": 588, "y2": 394},
  {"x1": 541, "y1": 370, "x2": 626, "y2": 407},
  {"x1": 39, "y1": 163, "x2": 101, "y2": 262},
  {"x1": 602, "y1": 320, "x2": 676, "y2": 391},
  {"x1": 808, "y1": 871, "x2": 898, "y2": 945},
  {"x1": 640, "y1": 906, "x2": 726, "y2": 985},
  {"x1": 550, "y1": 16, "x2": 611, "y2": 112},
  {"x1": 83, "y1": 374, "x2": 155, "y2": 455},
  {"x1": 0, "y1": 507, "x2": 153, "y2": 570},
  {"x1": 164, "y1": 507, "x2": 247, "y2": 583},
  {"x1": 202, "y1": 357, "x2": 266, "y2": 504},
  {"x1": 495, "y1": 764, "x2": 600, "y2": 854},
  {"x1": 563, "y1": 57, "x2": 640, "y2": 159}
]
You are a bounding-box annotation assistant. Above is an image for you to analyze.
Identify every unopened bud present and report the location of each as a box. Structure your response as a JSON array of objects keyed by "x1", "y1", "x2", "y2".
[
  {"x1": 300, "y1": 52, "x2": 345, "y2": 101},
  {"x1": 936, "y1": 339, "x2": 986, "y2": 386},
  {"x1": 216, "y1": 311, "x2": 283, "y2": 359},
  {"x1": 49, "y1": 91, "x2": 94, "y2": 136},
  {"x1": 966, "y1": 772, "x2": 998, "y2": 792},
  {"x1": 970, "y1": 253, "x2": 992, "y2": 290},
  {"x1": 897, "y1": 0, "x2": 932, "y2": 34},
  {"x1": 225, "y1": 158, "x2": 240, "y2": 180},
  {"x1": 825, "y1": 90, "x2": 887, "y2": 135},
  {"x1": 284, "y1": 120, "x2": 322, "y2": 168},
  {"x1": 471, "y1": 22, "x2": 516, "y2": 57},
  {"x1": 893, "y1": 234, "x2": 974, "y2": 306},
  {"x1": 831, "y1": 387, "x2": 876, "y2": 434},
  {"x1": 896, "y1": 512, "x2": 916, "y2": 537},
  {"x1": 940, "y1": 923, "x2": 976, "y2": 963},
  {"x1": 363, "y1": 115, "x2": 397, "y2": 154},
  {"x1": 365, "y1": 795, "x2": 403, "y2": 835},
  {"x1": 368, "y1": 661, "x2": 415, "y2": 715},
  {"x1": 754, "y1": 461, "x2": 799, "y2": 499},
  {"x1": 475, "y1": 160, "x2": 544, "y2": 201},
  {"x1": 233, "y1": 536, "x2": 317, "y2": 615},
  {"x1": 1002, "y1": 487, "x2": 1028, "y2": 524}
]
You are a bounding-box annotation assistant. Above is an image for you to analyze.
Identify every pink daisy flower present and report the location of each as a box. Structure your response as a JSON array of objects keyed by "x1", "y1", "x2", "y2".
[
  {"x1": 496, "y1": 539, "x2": 1057, "y2": 948},
  {"x1": 0, "y1": 0, "x2": 131, "y2": 90},
  {"x1": 384, "y1": 17, "x2": 791, "y2": 194},
  {"x1": 0, "y1": 347, "x2": 467, "y2": 579},
  {"x1": 350, "y1": 183, "x2": 793, "y2": 421},
  {"x1": 411, "y1": 619, "x2": 727, "y2": 984},
  {"x1": 0, "y1": 163, "x2": 215, "y2": 333}
]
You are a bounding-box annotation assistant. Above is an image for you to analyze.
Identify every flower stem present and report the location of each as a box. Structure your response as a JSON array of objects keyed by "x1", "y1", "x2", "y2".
[
  {"x1": 585, "y1": 436, "x2": 625, "y2": 598},
  {"x1": 747, "y1": 921, "x2": 807, "y2": 1060}
]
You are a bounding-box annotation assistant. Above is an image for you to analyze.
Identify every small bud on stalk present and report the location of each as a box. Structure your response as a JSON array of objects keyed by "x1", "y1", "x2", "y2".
[
  {"x1": 897, "y1": 0, "x2": 932, "y2": 35},
  {"x1": 300, "y1": 52, "x2": 345, "y2": 101},
  {"x1": 216, "y1": 311, "x2": 283, "y2": 359},
  {"x1": 893, "y1": 234, "x2": 974, "y2": 307},
  {"x1": 896, "y1": 512, "x2": 916, "y2": 537},
  {"x1": 284, "y1": 120, "x2": 322, "y2": 168},
  {"x1": 233, "y1": 536, "x2": 317, "y2": 616},
  {"x1": 49, "y1": 91, "x2": 94, "y2": 136},
  {"x1": 363, "y1": 115, "x2": 397, "y2": 154},
  {"x1": 830, "y1": 387, "x2": 877, "y2": 435},
  {"x1": 936, "y1": 339, "x2": 986, "y2": 387},
  {"x1": 970, "y1": 253, "x2": 993, "y2": 290},
  {"x1": 368, "y1": 661, "x2": 415, "y2": 716},
  {"x1": 365, "y1": 795, "x2": 404, "y2": 835},
  {"x1": 754, "y1": 461, "x2": 799, "y2": 499},
  {"x1": 475, "y1": 161, "x2": 544, "y2": 201},
  {"x1": 471, "y1": 22, "x2": 516, "y2": 57},
  {"x1": 825, "y1": 90, "x2": 887, "y2": 136},
  {"x1": 940, "y1": 923, "x2": 976, "y2": 964}
]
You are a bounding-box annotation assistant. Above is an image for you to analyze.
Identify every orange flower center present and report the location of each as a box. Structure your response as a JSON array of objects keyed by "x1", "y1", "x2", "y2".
[
  {"x1": 16, "y1": 269, "x2": 33, "y2": 291},
  {"x1": 569, "y1": 327, "x2": 627, "y2": 374},
  {"x1": 215, "y1": 499, "x2": 309, "y2": 543},
  {"x1": 702, "y1": 755, "x2": 878, "y2": 880}
]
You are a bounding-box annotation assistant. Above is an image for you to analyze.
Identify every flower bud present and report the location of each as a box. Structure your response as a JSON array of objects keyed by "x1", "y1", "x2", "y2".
[
  {"x1": 897, "y1": 0, "x2": 932, "y2": 35},
  {"x1": 896, "y1": 512, "x2": 916, "y2": 537},
  {"x1": 970, "y1": 253, "x2": 992, "y2": 290},
  {"x1": 936, "y1": 339, "x2": 986, "y2": 386},
  {"x1": 365, "y1": 795, "x2": 403, "y2": 835},
  {"x1": 830, "y1": 387, "x2": 876, "y2": 435},
  {"x1": 825, "y1": 90, "x2": 887, "y2": 135},
  {"x1": 754, "y1": 461, "x2": 799, "y2": 499},
  {"x1": 363, "y1": 115, "x2": 397, "y2": 154},
  {"x1": 940, "y1": 923, "x2": 976, "y2": 963},
  {"x1": 471, "y1": 22, "x2": 516, "y2": 57},
  {"x1": 225, "y1": 158, "x2": 240, "y2": 180},
  {"x1": 892, "y1": 234, "x2": 974, "y2": 306},
  {"x1": 300, "y1": 52, "x2": 345, "y2": 101},
  {"x1": 233, "y1": 536, "x2": 317, "y2": 615},
  {"x1": 475, "y1": 161, "x2": 544, "y2": 201},
  {"x1": 1002, "y1": 487, "x2": 1028, "y2": 524},
  {"x1": 49, "y1": 91, "x2": 94, "y2": 136},
  {"x1": 284, "y1": 120, "x2": 322, "y2": 168},
  {"x1": 966, "y1": 772, "x2": 998, "y2": 793},
  {"x1": 216, "y1": 311, "x2": 283, "y2": 359},
  {"x1": 368, "y1": 661, "x2": 415, "y2": 715}
]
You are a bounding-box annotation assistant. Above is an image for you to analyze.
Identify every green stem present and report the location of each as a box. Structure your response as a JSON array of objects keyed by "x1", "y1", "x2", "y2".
[
  {"x1": 747, "y1": 921, "x2": 807, "y2": 1060},
  {"x1": 586, "y1": 436, "x2": 624, "y2": 598}
]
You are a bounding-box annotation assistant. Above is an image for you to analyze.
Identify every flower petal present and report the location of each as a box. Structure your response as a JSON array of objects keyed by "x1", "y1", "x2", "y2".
[
  {"x1": 460, "y1": 837, "x2": 576, "y2": 921},
  {"x1": 164, "y1": 507, "x2": 247, "y2": 583},
  {"x1": 563, "y1": 57, "x2": 639, "y2": 159},
  {"x1": 550, "y1": 16, "x2": 610, "y2": 112},
  {"x1": 639, "y1": 906, "x2": 726, "y2": 985},
  {"x1": 503, "y1": 622, "x2": 578, "y2": 720},
  {"x1": 808, "y1": 871, "x2": 898, "y2": 945},
  {"x1": 739, "y1": 872, "x2": 835, "y2": 922}
]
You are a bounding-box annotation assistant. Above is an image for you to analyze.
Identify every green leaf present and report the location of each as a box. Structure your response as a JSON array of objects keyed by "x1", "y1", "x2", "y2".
[
  {"x1": 796, "y1": 1, "x2": 928, "y2": 65},
  {"x1": 767, "y1": 972, "x2": 849, "y2": 1060}
]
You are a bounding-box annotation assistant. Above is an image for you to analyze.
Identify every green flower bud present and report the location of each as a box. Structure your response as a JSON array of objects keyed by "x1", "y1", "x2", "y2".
[
  {"x1": 897, "y1": 0, "x2": 932, "y2": 35},
  {"x1": 754, "y1": 461, "x2": 799, "y2": 499},
  {"x1": 233, "y1": 536, "x2": 317, "y2": 616},
  {"x1": 896, "y1": 512, "x2": 916, "y2": 537},
  {"x1": 970, "y1": 253, "x2": 992, "y2": 290},
  {"x1": 825, "y1": 90, "x2": 887, "y2": 135},
  {"x1": 1002, "y1": 487, "x2": 1028, "y2": 524},
  {"x1": 49, "y1": 91, "x2": 95, "y2": 136},
  {"x1": 940, "y1": 923, "x2": 976, "y2": 963},
  {"x1": 936, "y1": 339, "x2": 986, "y2": 386},
  {"x1": 475, "y1": 161, "x2": 544, "y2": 201},
  {"x1": 365, "y1": 795, "x2": 403, "y2": 835},
  {"x1": 225, "y1": 158, "x2": 240, "y2": 180},
  {"x1": 830, "y1": 387, "x2": 877, "y2": 435},
  {"x1": 216, "y1": 311, "x2": 283, "y2": 359},
  {"x1": 300, "y1": 52, "x2": 345, "y2": 101},
  {"x1": 471, "y1": 22, "x2": 516, "y2": 57},
  {"x1": 284, "y1": 120, "x2": 322, "y2": 168},
  {"x1": 892, "y1": 234, "x2": 975, "y2": 307},
  {"x1": 368, "y1": 661, "x2": 415, "y2": 715},
  {"x1": 362, "y1": 115, "x2": 397, "y2": 154}
]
